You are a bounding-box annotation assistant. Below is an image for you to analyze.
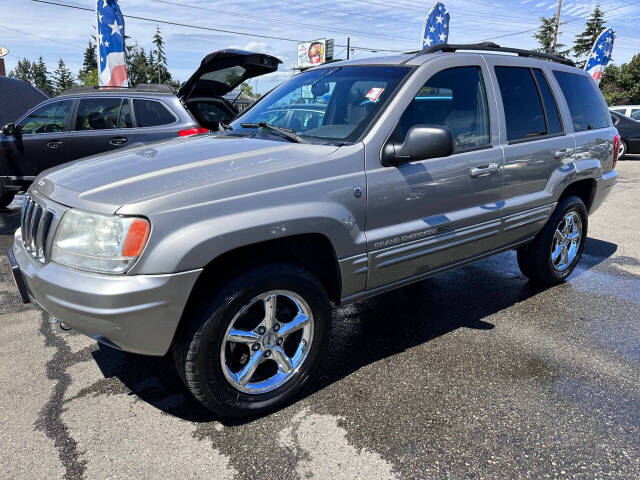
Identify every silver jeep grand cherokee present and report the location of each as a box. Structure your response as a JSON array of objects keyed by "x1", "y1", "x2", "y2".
[{"x1": 8, "y1": 43, "x2": 619, "y2": 417}]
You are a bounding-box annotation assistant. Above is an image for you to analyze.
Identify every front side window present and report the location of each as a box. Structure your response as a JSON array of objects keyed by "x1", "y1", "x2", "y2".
[
  {"x1": 553, "y1": 71, "x2": 609, "y2": 132},
  {"x1": 17, "y1": 101, "x2": 72, "y2": 135},
  {"x1": 75, "y1": 98, "x2": 127, "y2": 130},
  {"x1": 133, "y1": 99, "x2": 177, "y2": 127},
  {"x1": 391, "y1": 66, "x2": 490, "y2": 150},
  {"x1": 231, "y1": 66, "x2": 411, "y2": 144},
  {"x1": 631, "y1": 109, "x2": 640, "y2": 121}
]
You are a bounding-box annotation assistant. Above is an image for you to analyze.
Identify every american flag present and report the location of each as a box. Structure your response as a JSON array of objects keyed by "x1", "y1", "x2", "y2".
[
  {"x1": 96, "y1": 0, "x2": 128, "y2": 87},
  {"x1": 584, "y1": 27, "x2": 614, "y2": 85},
  {"x1": 421, "y1": 1, "x2": 450, "y2": 50}
]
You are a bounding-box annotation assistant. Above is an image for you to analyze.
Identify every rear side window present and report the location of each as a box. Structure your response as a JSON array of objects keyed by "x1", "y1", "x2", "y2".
[
  {"x1": 532, "y1": 69, "x2": 562, "y2": 135},
  {"x1": 133, "y1": 99, "x2": 177, "y2": 127},
  {"x1": 495, "y1": 66, "x2": 547, "y2": 141},
  {"x1": 631, "y1": 109, "x2": 640, "y2": 121},
  {"x1": 75, "y1": 98, "x2": 128, "y2": 130},
  {"x1": 553, "y1": 71, "x2": 609, "y2": 131},
  {"x1": 393, "y1": 66, "x2": 490, "y2": 150}
]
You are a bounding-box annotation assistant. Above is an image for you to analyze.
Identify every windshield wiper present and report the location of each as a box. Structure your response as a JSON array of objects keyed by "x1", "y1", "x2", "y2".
[{"x1": 240, "y1": 122, "x2": 307, "y2": 143}]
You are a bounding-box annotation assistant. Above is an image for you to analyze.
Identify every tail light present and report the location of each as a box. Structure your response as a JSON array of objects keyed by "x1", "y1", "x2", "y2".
[
  {"x1": 612, "y1": 134, "x2": 621, "y2": 169},
  {"x1": 178, "y1": 127, "x2": 209, "y2": 137}
]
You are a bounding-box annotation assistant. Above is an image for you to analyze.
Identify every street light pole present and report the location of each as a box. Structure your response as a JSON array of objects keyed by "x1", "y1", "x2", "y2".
[{"x1": 552, "y1": 0, "x2": 563, "y2": 52}]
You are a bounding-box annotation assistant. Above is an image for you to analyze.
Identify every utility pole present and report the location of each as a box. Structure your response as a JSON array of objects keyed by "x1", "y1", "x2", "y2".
[
  {"x1": 347, "y1": 37, "x2": 350, "y2": 60},
  {"x1": 552, "y1": 0, "x2": 563, "y2": 52}
]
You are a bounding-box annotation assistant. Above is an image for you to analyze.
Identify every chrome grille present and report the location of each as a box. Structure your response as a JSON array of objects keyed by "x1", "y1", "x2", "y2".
[{"x1": 21, "y1": 194, "x2": 54, "y2": 263}]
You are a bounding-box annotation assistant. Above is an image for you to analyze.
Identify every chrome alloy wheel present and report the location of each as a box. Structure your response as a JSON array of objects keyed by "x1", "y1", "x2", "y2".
[
  {"x1": 551, "y1": 211, "x2": 583, "y2": 272},
  {"x1": 220, "y1": 290, "x2": 314, "y2": 394}
]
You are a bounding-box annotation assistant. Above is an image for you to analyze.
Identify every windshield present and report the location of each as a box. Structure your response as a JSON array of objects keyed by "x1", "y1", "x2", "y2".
[{"x1": 230, "y1": 65, "x2": 411, "y2": 144}]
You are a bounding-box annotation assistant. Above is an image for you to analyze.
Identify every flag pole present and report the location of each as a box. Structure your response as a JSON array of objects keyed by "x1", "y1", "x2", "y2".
[{"x1": 552, "y1": 0, "x2": 563, "y2": 52}]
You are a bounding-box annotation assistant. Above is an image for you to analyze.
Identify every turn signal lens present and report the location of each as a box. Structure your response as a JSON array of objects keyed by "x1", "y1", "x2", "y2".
[
  {"x1": 178, "y1": 127, "x2": 209, "y2": 137},
  {"x1": 612, "y1": 134, "x2": 621, "y2": 169},
  {"x1": 122, "y1": 218, "x2": 150, "y2": 257}
]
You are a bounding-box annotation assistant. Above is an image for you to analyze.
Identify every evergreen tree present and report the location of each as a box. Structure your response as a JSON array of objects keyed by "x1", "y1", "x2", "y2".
[
  {"x1": 534, "y1": 17, "x2": 569, "y2": 56},
  {"x1": 9, "y1": 58, "x2": 34, "y2": 83},
  {"x1": 151, "y1": 26, "x2": 171, "y2": 84},
  {"x1": 147, "y1": 48, "x2": 157, "y2": 83},
  {"x1": 78, "y1": 40, "x2": 98, "y2": 85},
  {"x1": 573, "y1": 3, "x2": 607, "y2": 68},
  {"x1": 53, "y1": 58, "x2": 76, "y2": 95},
  {"x1": 128, "y1": 45, "x2": 150, "y2": 86},
  {"x1": 31, "y1": 57, "x2": 54, "y2": 96}
]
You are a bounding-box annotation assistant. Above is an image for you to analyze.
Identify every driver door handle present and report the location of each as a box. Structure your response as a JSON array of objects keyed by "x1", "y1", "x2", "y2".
[
  {"x1": 470, "y1": 163, "x2": 500, "y2": 178},
  {"x1": 109, "y1": 136, "x2": 128, "y2": 146},
  {"x1": 46, "y1": 140, "x2": 63, "y2": 149}
]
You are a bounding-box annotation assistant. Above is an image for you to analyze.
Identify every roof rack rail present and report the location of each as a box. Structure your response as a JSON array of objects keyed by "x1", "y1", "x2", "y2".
[
  {"x1": 413, "y1": 42, "x2": 575, "y2": 67},
  {"x1": 61, "y1": 84, "x2": 177, "y2": 95}
]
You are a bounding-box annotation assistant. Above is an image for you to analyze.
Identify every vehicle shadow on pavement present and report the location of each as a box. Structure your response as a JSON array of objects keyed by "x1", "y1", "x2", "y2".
[
  {"x1": 86, "y1": 236, "x2": 618, "y2": 426},
  {"x1": 0, "y1": 207, "x2": 21, "y2": 235}
]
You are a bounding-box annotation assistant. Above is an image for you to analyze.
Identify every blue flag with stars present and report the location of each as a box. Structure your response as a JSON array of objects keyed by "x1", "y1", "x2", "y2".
[
  {"x1": 96, "y1": 0, "x2": 128, "y2": 87},
  {"x1": 585, "y1": 28, "x2": 614, "y2": 85},
  {"x1": 421, "y1": 1, "x2": 450, "y2": 50}
]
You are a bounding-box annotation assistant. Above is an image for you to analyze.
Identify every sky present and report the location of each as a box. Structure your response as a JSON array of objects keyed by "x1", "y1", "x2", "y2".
[{"x1": 1, "y1": 0, "x2": 640, "y2": 93}]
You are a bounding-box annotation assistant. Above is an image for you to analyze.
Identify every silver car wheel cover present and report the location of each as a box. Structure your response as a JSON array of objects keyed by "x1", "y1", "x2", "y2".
[
  {"x1": 551, "y1": 211, "x2": 583, "y2": 272},
  {"x1": 220, "y1": 290, "x2": 314, "y2": 394}
]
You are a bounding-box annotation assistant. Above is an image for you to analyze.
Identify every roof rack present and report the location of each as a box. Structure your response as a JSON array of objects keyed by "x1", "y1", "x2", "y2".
[
  {"x1": 61, "y1": 84, "x2": 177, "y2": 95},
  {"x1": 413, "y1": 42, "x2": 575, "y2": 67}
]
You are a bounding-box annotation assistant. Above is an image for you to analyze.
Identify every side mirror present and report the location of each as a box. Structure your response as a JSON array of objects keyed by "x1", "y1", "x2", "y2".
[
  {"x1": 382, "y1": 125, "x2": 455, "y2": 167},
  {"x1": 2, "y1": 123, "x2": 17, "y2": 136}
]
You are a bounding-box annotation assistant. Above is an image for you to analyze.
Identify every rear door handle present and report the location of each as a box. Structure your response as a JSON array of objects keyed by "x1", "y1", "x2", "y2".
[
  {"x1": 109, "y1": 137, "x2": 128, "y2": 146},
  {"x1": 554, "y1": 148, "x2": 575, "y2": 159},
  {"x1": 470, "y1": 163, "x2": 500, "y2": 178},
  {"x1": 46, "y1": 140, "x2": 63, "y2": 149}
]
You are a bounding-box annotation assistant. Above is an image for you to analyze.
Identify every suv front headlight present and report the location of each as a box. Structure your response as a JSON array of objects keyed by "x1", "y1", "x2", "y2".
[{"x1": 51, "y1": 209, "x2": 150, "y2": 274}]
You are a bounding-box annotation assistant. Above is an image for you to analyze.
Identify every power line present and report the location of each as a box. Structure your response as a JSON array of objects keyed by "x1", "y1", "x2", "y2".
[
  {"x1": 152, "y1": 0, "x2": 418, "y2": 43},
  {"x1": 28, "y1": 0, "x2": 406, "y2": 53}
]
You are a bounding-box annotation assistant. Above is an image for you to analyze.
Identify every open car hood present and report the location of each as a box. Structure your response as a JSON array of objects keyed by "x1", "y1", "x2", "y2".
[{"x1": 178, "y1": 49, "x2": 282, "y2": 101}]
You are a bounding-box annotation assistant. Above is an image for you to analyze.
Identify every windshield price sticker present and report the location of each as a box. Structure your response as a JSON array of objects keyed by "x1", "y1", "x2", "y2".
[{"x1": 365, "y1": 87, "x2": 385, "y2": 102}]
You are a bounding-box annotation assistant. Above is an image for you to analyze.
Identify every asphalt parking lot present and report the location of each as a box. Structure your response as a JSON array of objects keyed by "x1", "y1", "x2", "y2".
[{"x1": 1, "y1": 160, "x2": 639, "y2": 480}]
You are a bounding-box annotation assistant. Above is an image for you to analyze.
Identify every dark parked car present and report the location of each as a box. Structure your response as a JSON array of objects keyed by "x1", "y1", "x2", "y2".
[
  {"x1": 0, "y1": 50, "x2": 281, "y2": 207},
  {"x1": 611, "y1": 110, "x2": 640, "y2": 158}
]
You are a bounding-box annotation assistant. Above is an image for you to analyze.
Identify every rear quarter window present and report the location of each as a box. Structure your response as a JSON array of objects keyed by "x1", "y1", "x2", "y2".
[
  {"x1": 553, "y1": 71, "x2": 609, "y2": 132},
  {"x1": 133, "y1": 99, "x2": 177, "y2": 127}
]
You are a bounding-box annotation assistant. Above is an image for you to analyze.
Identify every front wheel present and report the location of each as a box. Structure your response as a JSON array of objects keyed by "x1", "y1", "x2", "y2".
[
  {"x1": 517, "y1": 195, "x2": 588, "y2": 286},
  {"x1": 172, "y1": 264, "x2": 331, "y2": 417}
]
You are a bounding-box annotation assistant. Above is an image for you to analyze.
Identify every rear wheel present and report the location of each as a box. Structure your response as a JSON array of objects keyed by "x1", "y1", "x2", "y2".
[
  {"x1": 517, "y1": 195, "x2": 587, "y2": 286},
  {"x1": 172, "y1": 264, "x2": 331, "y2": 417}
]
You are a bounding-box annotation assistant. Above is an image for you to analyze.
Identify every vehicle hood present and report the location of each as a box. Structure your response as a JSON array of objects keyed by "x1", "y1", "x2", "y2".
[
  {"x1": 35, "y1": 134, "x2": 339, "y2": 214},
  {"x1": 177, "y1": 49, "x2": 282, "y2": 101}
]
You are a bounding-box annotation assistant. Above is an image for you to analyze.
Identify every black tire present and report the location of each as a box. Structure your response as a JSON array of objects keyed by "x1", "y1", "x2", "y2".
[
  {"x1": 172, "y1": 263, "x2": 331, "y2": 417},
  {"x1": 0, "y1": 181, "x2": 16, "y2": 209},
  {"x1": 517, "y1": 195, "x2": 588, "y2": 286}
]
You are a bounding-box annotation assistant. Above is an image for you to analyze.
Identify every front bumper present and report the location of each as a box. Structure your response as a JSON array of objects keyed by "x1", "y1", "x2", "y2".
[
  {"x1": 590, "y1": 169, "x2": 618, "y2": 214},
  {"x1": 10, "y1": 230, "x2": 202, "y2": 356}
]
